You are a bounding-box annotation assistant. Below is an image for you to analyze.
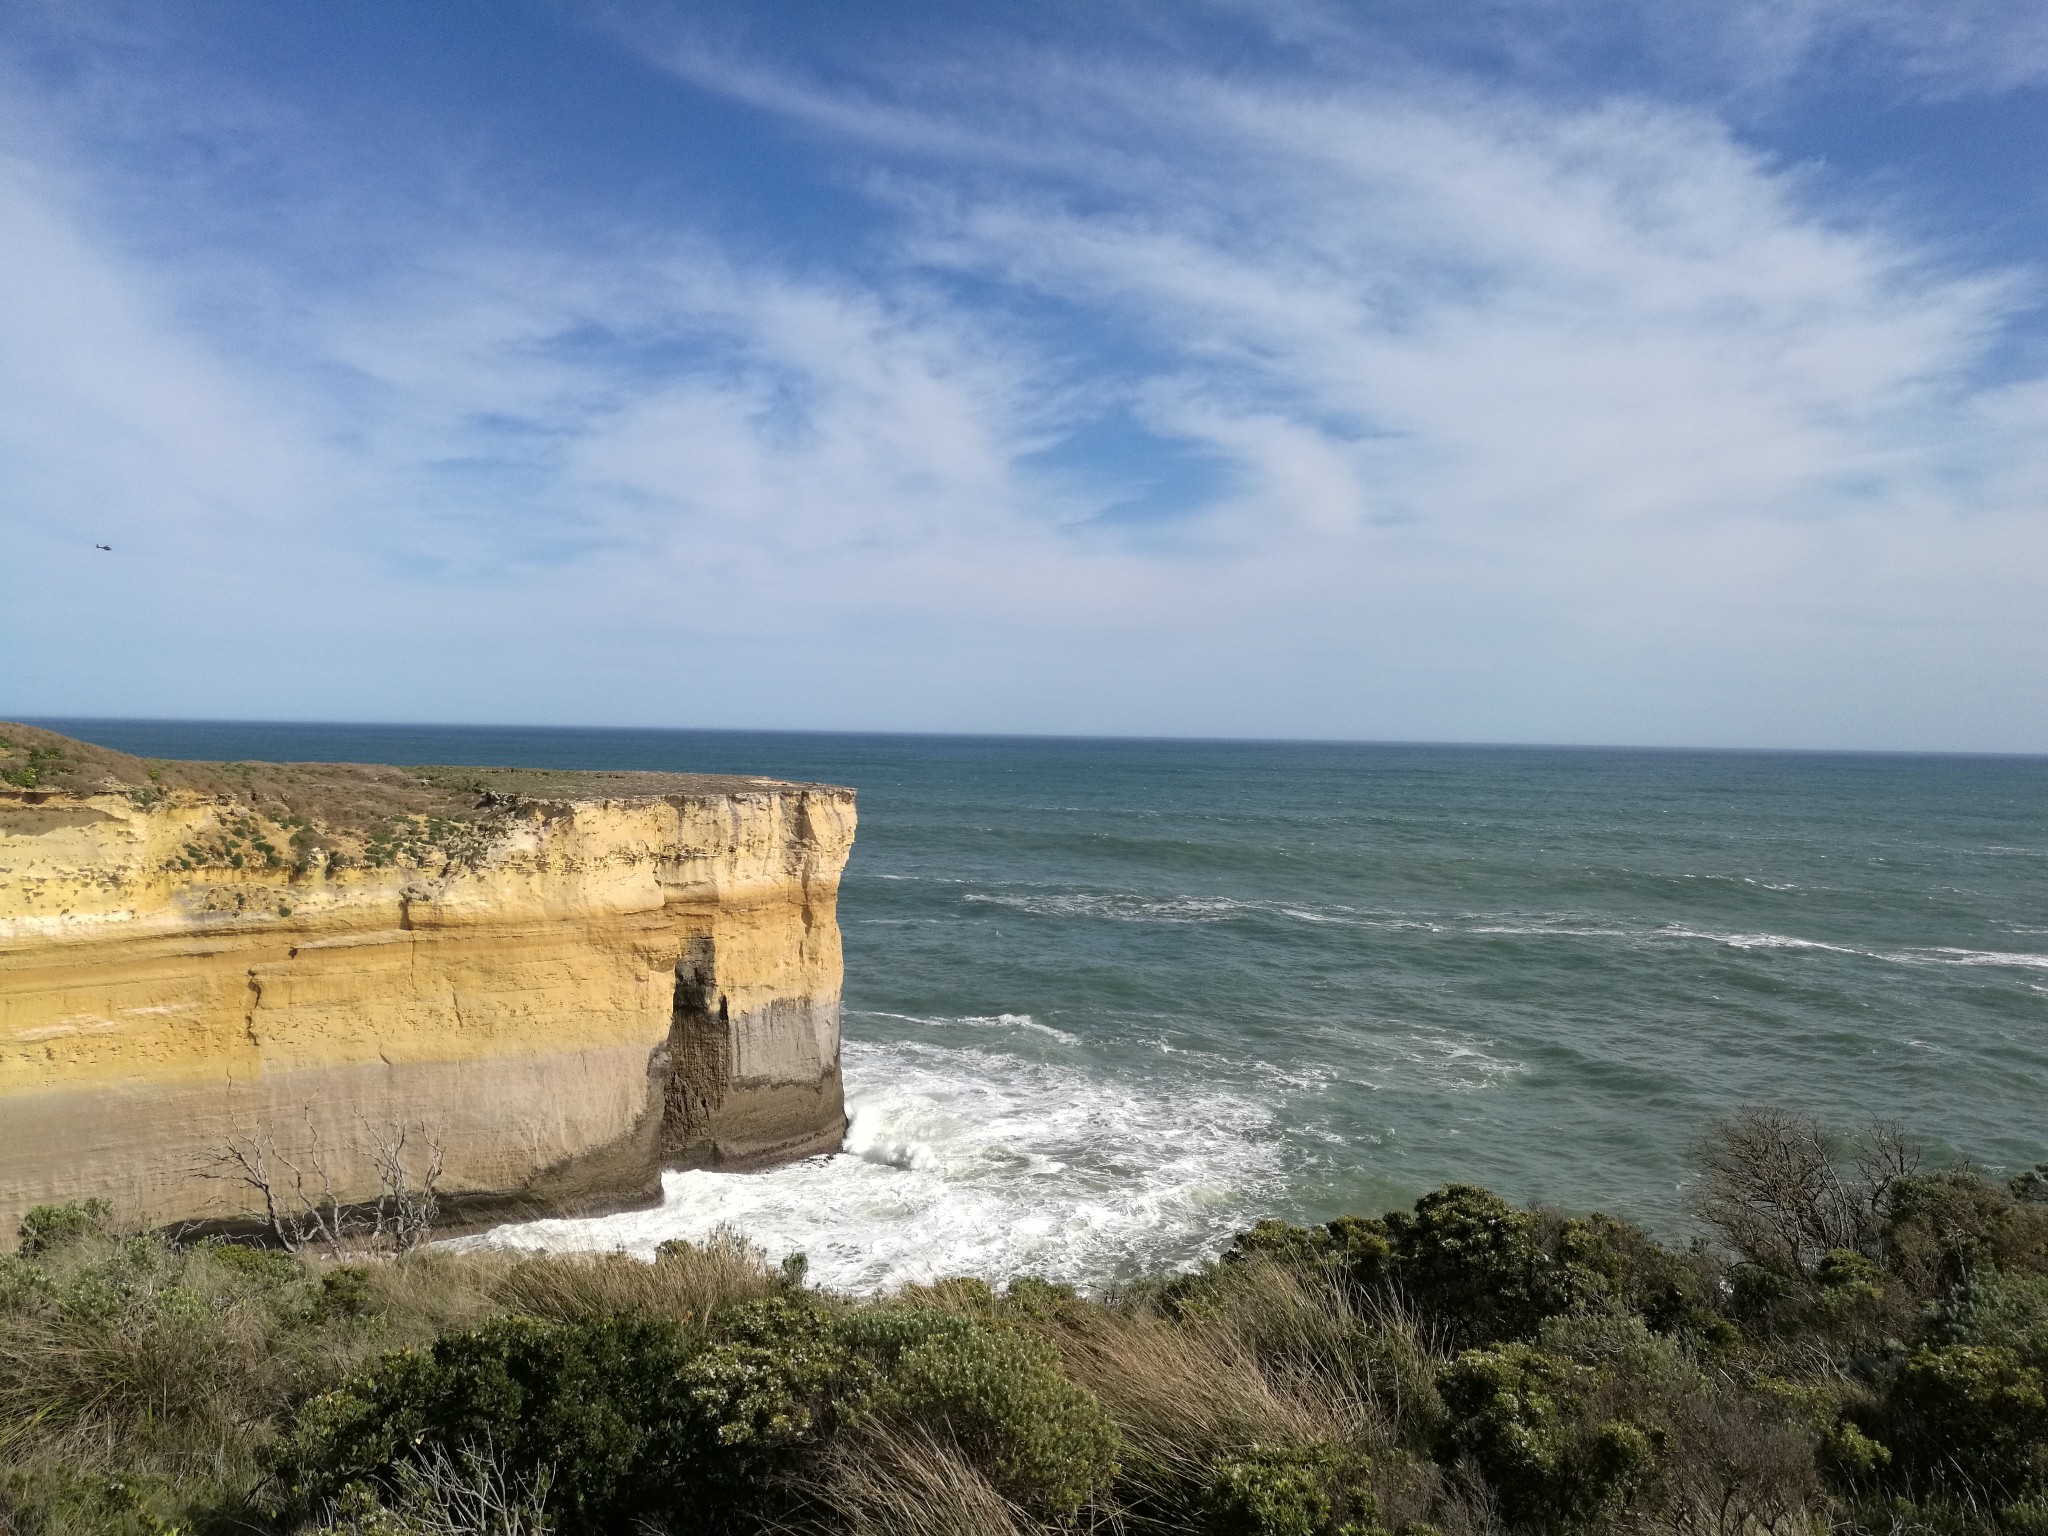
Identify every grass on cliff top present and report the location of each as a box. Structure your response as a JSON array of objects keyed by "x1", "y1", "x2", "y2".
[
  {"x1": 4, "y1": 1109, "x2": 2048, "y2": 1536},
  {"x1": 0, "y1": 724, "x2": 835, "y2": 853}
]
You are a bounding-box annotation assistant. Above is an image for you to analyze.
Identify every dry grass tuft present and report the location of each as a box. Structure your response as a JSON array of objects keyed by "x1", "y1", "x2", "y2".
[
  {"x1": 307, "y1": 1442, "x2": 555, "y2": 1535},
  {"x1": 481, "y1": 1229, "x2": 780, "y2": 1330},
  {"x1": 811, "y1": 1420, "x2": 1039, "y2": 1536}
]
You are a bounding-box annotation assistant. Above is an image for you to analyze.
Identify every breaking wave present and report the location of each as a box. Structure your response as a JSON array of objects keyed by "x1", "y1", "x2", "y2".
[{"x1": 458, "y1": 1038, "x2": 1287, "y2": 1293}]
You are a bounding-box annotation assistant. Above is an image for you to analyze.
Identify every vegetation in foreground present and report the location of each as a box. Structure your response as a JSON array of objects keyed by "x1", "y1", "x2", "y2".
[{"x1": 3, "y1": 1108, "x2": 2046, "y2": 1536}]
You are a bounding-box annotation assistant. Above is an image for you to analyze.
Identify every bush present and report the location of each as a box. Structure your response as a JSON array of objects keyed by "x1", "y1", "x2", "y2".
[
  {"x1": 1551, "y1": 1213, "x2": 1731, "y2": 1347},
  {"x1": 1202, "y1": 1442, "x2": 1382, "y2": 1536},
  {"x1": 15, "y1": 1201, "x2": 114, "y2": 1257},
  {"x1": 1885, "y1": 1169, "x2": 2048, "y2": 1295},
  {"x1": 1436, "y1": 1344, "x2": 1655, "y2": 1532},
  {"x1": 17, "y1": 1117, "x2": 2048, "y2": 1536},
  {"x1": 1877, "y1": 1344, "x2": 2048, "y2": 1499},
  {"x1": 1385, "y1": 1187, "x2": 1579, "y2": 1346},
  {"x1": 684, "y1": 1295, "x2": 854, "y2": 1455},
  {"x1": 0, "y1": 1465, "x2": 187, "y2": 1536},
  {"x1": 1930, "y1": 1269, "x2": 2048, "y2": 1361},
  {"x1": 304, "y1": 1444, "x2": 555, "y2": 1536},
  {"x1": 318, "y1": 1265, "x2": 383, "y2": 1320},
  {"x1": 1226, "y1": 1218, "x2": 1396, "y2": 1296},
  {"x1": 0, "y1": 1253, "x2": 54, "y2": 1311},
  {"x1": 204, "y1": 1241, "x2": 306, "y2": 1289},
  {"x1": 276, "y1": 1314, "x2": 704, "y2": 1534},
  {"x1": 843, "y1": 1306, "x2": 1119, "y2": 1517},
  {"x1": 279, "y1": 1296, "x2": 1120, "y2": 1532}
]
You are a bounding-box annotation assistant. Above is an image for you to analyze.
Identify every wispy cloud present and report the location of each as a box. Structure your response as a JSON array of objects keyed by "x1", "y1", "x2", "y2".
[
  {"x1": 1185, "y1": 0, "x2": 2048, "y2": 99},
  {"x1": 1, "y1": 4, "x2": 2043, "y2": 746},
  {"x1": 626, "y1": 39, "x2": 2048, "y2": 738}
]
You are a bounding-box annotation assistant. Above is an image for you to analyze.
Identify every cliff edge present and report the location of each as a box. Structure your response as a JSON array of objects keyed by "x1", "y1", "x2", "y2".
[{"x1": 0, "y1": 724, "x2": 856, "y2": 1237}]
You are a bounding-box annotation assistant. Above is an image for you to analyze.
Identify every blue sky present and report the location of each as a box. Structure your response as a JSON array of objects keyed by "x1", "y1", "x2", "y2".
[{"x1": 3, "y1": 1, "x2": 2046, "y2": 750}]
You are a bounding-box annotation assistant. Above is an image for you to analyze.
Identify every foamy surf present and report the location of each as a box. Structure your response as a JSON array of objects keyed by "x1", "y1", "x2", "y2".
[
  {"x1": 856, "y1": 1008, "x2": 1079, "y2": 1043},
  {"x1": 456, "y1": 1037, "x2": 1287, "y2": 1293}
]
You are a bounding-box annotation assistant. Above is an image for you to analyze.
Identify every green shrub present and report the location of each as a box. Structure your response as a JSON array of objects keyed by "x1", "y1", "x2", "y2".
[
  {"x1": 1202, "y1": 1442, "x2": 1383, "y2": 1536},
  {"x1": 203, "y1": 1241, "x2": 304, "y2": 1289},
  {"x1": 1225, "y1": 1216, "x2": 1397, "y2": 1295},
  {"x1": 1349, "y1": 1325, "x2": 1448, "y2": 1450},
  {"x1": 1436, "y1": 1344, "x2": 1654, "y2": 1531},
  {"x1": 1002, "y1": 1274, "x2": 1090, "y2": 1326},
  {"x1": 0, "y1": 1465, "x2": 185, "y2": 1536},
  {"x1": 843, "y1": 1305, "x2": 1119, "y2": 1517},
  {"x1": 1878, "y1": 1344, "x2": 2048, "y2": 1498},
  {"x1": 1808, "y1": 1247, "x2": 1900, "y2": 1338},
  {"x1": 684, "y1": 1295, "x2": 856, "y2": 1453},
  {"x1": 1386, "y1": 1186, "x2": 1577, "y2": 1345},
  {"x1": 1885, "y1": 1170, "x2": 2034, "y2": 1293},
  {"x1": 317, "y1": 1265, "x2": 382, "y2": 1320},
  {"x1": 16, "y1": 1200, "x2": 114, "y2": 1257},
  {"x1": 1552, "y1": 1214, "x2": 1731, "y2": 1347},
  {"x1": 1821, "y1": 1419, "x2": 1893, "y2": 1483},
  {"x1": 1726, "y1": 1261, "x2": 1801, "y2": 1329},
  {"x1": 281, "y1": 1297, "x2": 875, "y2": 1534},
  {"x1": 1930, "y1": 1270, "x2": 2048, "y2": 1362},
  {"x1": 0, "y1": 1252, "x2": 54, "y2": 1311},
  {"x1": 276, "y1": 1314, "x2": 703, "y2": 1534}
]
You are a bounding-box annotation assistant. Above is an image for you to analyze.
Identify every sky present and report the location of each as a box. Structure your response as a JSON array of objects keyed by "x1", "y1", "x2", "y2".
[{"x1": 2, "y1": 1, "x2": 2046, "y2": 750}]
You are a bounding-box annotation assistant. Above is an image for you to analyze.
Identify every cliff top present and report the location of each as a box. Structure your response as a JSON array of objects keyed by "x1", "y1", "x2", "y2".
[{"x1": 0, "y1": 723, "x2": 846, "y2": 838}]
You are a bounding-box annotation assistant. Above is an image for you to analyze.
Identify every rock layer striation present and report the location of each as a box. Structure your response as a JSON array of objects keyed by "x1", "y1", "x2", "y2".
[{"x1": 0, "y1": 725, "x2": 856, "y2": 1236}]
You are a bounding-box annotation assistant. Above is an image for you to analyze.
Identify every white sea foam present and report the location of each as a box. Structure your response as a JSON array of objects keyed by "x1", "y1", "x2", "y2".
[
  {"x1": 1669, "y1": 928, "x2": 1865, "y2": 956},
  {"x1": 1648, "y1": 926, "x2": 2048, "y2": 975},
  {"x1": 958, "y1": 896, "x2": 2048, "y2": 984},
  {"x1": 959, "y1": 890, "x2": 1380, "y2": 927},
  {"x1": 963, "y1": 891, "x2": 1265, "y2": 923},
  {"x1": 855, "y1": 1008, "x2": 1078, "y2": 1043},
  {"x1": 1277, "y1": 905, "x2": 1349, "y2": 923},
  {"x1": 1890, "y1": 946, "x2": 2048, "y2": 971},
  {"x1": 456, "y1": 1038, "x2": 1285, "y2": 1293},
  {"x1": 1351, "y1": 1030, "x2": 1527, "y2": 1092},
  {"x1": 1467, "y1": 923, "x2": 1634, "y2": 938}
]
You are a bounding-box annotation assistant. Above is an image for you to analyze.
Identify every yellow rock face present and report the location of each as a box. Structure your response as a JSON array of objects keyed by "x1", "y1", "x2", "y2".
[{"x1": 0, "y1": 728, "x2": 856, "y2": 1237}]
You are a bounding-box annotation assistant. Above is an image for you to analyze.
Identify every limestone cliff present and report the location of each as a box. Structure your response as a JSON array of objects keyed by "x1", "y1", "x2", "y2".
[{"x1": 0, "y1": 724, "x2": 856, "y2": 1237}]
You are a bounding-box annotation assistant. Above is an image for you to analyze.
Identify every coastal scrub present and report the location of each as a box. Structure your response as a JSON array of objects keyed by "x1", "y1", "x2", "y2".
[{"x1": 1, "y1": 1111, "x2": 2045, "y2": 1536}]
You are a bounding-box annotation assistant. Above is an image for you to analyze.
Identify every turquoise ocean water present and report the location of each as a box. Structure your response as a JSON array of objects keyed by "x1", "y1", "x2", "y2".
[{"x1": 37, "y1": 720, "x2": 2048, "y2": 1290}]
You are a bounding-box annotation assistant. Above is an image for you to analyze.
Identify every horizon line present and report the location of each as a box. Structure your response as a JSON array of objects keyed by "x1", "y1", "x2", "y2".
[{"x1": 13, "y1": 713, "x2": 2048, "y2": 765}]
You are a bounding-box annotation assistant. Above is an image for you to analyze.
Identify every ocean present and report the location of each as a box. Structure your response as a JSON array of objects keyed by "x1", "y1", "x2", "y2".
[{"x1": 35, "y1": 719, "x2": 2048, "y2": 1292}]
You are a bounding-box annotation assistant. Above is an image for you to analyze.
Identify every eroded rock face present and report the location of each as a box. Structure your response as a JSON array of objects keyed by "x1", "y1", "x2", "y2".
[{"x1": 0, "y1": 725, "x2": 856, "y2": 1236}]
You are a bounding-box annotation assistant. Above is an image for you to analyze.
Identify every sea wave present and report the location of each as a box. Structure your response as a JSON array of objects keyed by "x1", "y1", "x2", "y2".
[
  {"x1": 1468, "y1": 923, "x2": 1635, "y2": 938},
  {"x1": 1893, "y1": 946, "x2": 2048, "y2": 971},
  {"x1": 963, "y1": 891, "x2": 1271, "y2": 923},
  {"x1": 1653, "y1": 926, "x2": 2048, "y2": 973},
  {"x1": 1343, "y1": 1028, "x2": 1528, "y2": 1092},
  {"x1": 1659, "y1": 927, "x2": 1866, "y2": 957},
  {"x1": 954, "y1": 894, "x2": 2048, "y2": 981},
  {"x1": 852, "y1": 1008, "x2": 1078, "y2": 1043},
  {"x1": 454, "y1": 1038, "x2": 1285, "y2": 1292},
  {"x1": 959, "y1": 889, "x2": 1382, "y2": 927}
]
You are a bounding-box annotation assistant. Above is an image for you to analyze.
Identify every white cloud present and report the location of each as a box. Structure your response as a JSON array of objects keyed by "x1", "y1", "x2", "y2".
[
  {"x1": 1722, "y1": 0, "x2": 2048, "y2": 95},
  {"x1": 630, "y1": 49, "x2": 2048, "y2": 745},
  {"x1": 1, "y1": 17, "x2": 2044, "y2": 747},
  {"x1": 1190, "y1": 0, "x2": 2048, "y2": 98}
]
